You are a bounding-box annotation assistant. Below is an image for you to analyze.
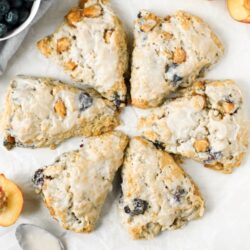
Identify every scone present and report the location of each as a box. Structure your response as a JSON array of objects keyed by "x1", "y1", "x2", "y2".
[
  {"x1": 131, "y1": 10, "x2": 224, "y2": 108},
  {"x1": 37, "y1": 0, "x2": 128, "y2": 107},
  {"x1": 1, "y1": 75, "x2": 119, "y2": 150},
  {"x1": 32, "y1": 131, "x2": 128, "y2": 233},
  {"x1": 138, "y1": 80, "x2": 249, "y2": 173},
  {"x1": 119, "y1": 137, "x2": 204, "y2": 239}
]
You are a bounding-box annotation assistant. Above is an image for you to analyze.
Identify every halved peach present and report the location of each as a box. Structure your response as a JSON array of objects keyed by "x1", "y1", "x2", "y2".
[
  {"x1": 0, "y1": 174, "x2": 23, "y2": 227},
  {"x1": 227, "y1": 0, "x2": 250, "y2": 23}
]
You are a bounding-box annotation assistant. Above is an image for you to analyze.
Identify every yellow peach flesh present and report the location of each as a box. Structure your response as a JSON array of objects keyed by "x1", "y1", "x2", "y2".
[
  {"x1": 227, "y1": 0, "x2": 250, "y2": 22},
  {"x1": 0, "y1": 175, "x2": 23, "y2": 227}
]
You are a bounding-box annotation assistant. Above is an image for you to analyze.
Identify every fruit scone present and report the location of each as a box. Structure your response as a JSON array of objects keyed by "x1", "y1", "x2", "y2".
[
  {"x1": 138, "y1": 80, "x2": 249, "y2": 174},
  {"x1": 37, "y1": 0, "x2": 128, "y2": 107},
  {"x1": 131, "y1": 10, "x2": 224, "y2": 108},
  {"x1": 119, "y1": 137, "x2": 204, "y2": 239},
  {"x1": 0, "y1": 75, "x2": 119, "y2": 150},
  {"x1": 32, "y1": 131, "x2": 128, "y2": 233}
]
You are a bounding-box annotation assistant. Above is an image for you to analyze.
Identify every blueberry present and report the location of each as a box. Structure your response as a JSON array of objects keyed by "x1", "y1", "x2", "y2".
[
  {"x1": 9, "y1": 0, "x2": 23, "y2": 8},
  {"x1": 172, "y1": 74, "x2": 183, "y2": 83},
  {"x1": 32, "y1": 169, "x2": 44, "y2": 188},
  {"x1": 211, "y1": 151, "x2": 222, "y2": 160},
  {"x1": 24, "y1": 0, "x2": 34, "y2": 9},
  {"x1": 124, "y1": 206, "x2": 131, "y2": 214},
  {"x1": 78, "y1": 92, "x2": 93, "y2": 111},
  {"x1": 204, "y1": 151, "x2": 222, "y2": 163},
  {"x1": 132, "y1": 198, "x2": 148, "y2": 215},
  {"x1": 173, "y1": 187, "x2": 186, "y2": 202},
  {"x1": 0, "y1": 0, "x2": 10, "y2": 15},
  {"x1": 153, "y1": 140, "x2": 165, "y2": 150},
  {"x1": 0, "y1": 23, "x2": 8, "y2": 37},
  {"x1": 114, "y1": 96, "x2": 121, "y2": 108},
  {"x1": 165, "y1": 64, "x2": 183, "y2": 87},
  {"x1": 224, "y1": 95, "x2": 234, "y2": 103},
  {"x1": 137, "y1": 11, "x2": 142, "y2": 18},
  {"x1": 19, "y1": 8, "x2": 29, "y2": 23},
  {"x1": 5, "y1": 9, "x2": 19, "y2": 26},
  {"x1": 124, "y1": 198, "x2": 148, "y2": 216},
  {"x1": 113, "y1": 93, "x2": 125, "y2": 108}
]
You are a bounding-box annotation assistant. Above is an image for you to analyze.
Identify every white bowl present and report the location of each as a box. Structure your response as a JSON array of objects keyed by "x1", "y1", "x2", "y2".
[{"x1": 0, "y1": 0, "x2": 41, "y2": 41}]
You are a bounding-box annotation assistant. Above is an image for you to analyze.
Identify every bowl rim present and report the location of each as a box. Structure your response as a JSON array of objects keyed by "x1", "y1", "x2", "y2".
[{"x1": 0, "y1": 0, "x2": 42, "y2": 42}]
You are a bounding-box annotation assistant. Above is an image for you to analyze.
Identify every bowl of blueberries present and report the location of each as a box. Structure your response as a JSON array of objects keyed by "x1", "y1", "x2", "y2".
[{"x1": 0, "y1": 0, "x2": 41, "y2": 41}]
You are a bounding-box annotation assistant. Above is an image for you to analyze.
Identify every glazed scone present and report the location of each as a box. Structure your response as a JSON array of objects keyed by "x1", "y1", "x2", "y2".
[
  {"x1": 37, "y1": 0, "x2": 128, "y2": 106},
  {"x1": 32, "y1": 131, "x2": 128, "y2": 233},
  {"x1": 138, "y1": 80, "x2": 249, "y2": 173},
  {"x1": 1, "y1": 75, "x2": 119, "y2": 150},
  {"x1": 119, "y1": 137, "x2": 204, "y2": 239},
  {"x1": 131, "y1": 10, "x2": 224, "y2": 108}
]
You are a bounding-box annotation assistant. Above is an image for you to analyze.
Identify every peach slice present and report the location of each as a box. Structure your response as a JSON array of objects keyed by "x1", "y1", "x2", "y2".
[
  {"x1": 227, "y1": 0, "x2": 250, "y2": 23},
  {"x1": 0, "y1": 174, "x2": 23, "y2": 227}
]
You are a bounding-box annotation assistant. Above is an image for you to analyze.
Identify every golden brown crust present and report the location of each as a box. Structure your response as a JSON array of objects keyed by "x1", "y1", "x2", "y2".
[
  {"x1": 37, "y1": 1, "x2": 128, "y2": 104},
  {"x1": 37, "y1": 37, "x2": 52, "y2": 57},
  {"x1": 2, "y1": 76, "x2": 120, "y2": 149},
  {"x1": 56, "y1": 37, "x2": 71, "y2": 54},
  {"x1": 83, "y1": 4, "x2": 102, "y2": 18},
  {"x1": 65, "y1": 8, "x2": 82, "y2": 26},
  {"x1": 131, "y1": 10, "x2": 224, "y2": 108},
  {"x1": 34, "y1": 131, "x2": 128, "y2": 233},
  {"x1": 131, "y1": 98, "x2": 151, "y2": 109},
  {"x1": 119, "y1": 137, "x2": 205, "y2": 239}
]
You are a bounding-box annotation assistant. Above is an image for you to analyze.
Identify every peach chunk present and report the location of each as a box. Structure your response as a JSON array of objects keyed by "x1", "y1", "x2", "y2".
[
  {"x1": 0, "y1": 174, "x2": 23, "y2": 227},
  {"x1": 227, "y1": 0, "x2": 250, "y2": 23}
]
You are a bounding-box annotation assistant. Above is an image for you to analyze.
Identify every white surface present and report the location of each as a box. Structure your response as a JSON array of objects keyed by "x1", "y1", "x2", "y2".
[
  {"x1": 0, "y1": 0, "x2": 250, "y2": 249},
  {"x1": 0, "y1": 0, "x2": 41, "y2": 41}
]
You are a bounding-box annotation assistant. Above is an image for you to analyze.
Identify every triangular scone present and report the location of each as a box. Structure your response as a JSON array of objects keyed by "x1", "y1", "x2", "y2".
[
  {"x1": 1, "y1": 75, "x2": 119, "y2": 150},
  {"x1": 119, "y1": 137, "x2": 204, "y2": 239},
  {"x1": 131, "y1": 10, "x2": 224, "y2": 108},
  {"x1": 37, "y1": 0, "x2": 128, "y2": 106},
  {"x1": 32, "y1": 131, "x2": 128, "y2": 233},
  {"x1": 138, "y1": 80, "x2": 249, "y2": 173}
]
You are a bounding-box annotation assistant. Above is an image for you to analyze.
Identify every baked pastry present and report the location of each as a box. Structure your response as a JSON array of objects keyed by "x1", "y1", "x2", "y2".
[
  {"x1": 37, "y1": 0, "x2": 128, "y2": 107},
  {"x1": 119, "y1": 137, "x2": 204, "y2": 239},
  {"x1": 1, "y1": 75, "x2": 119, "y2": 150},
  {"x1": 138, "y1": 80, "x2": 249, "y2": 173},
  {"x1": 32, "y1": 131, "x2": 128, "y2": 233},
  {"x1": 131, "y1": 10, "x2": 224, "y2": 108}
]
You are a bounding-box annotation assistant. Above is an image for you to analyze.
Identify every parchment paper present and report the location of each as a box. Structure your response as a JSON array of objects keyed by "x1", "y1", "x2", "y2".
[{"x1": 0, "y1": 0, "x2": 250, "y2": 249}]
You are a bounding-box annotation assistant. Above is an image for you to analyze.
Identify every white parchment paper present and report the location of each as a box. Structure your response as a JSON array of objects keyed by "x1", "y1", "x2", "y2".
[{"x1": 0, "y1": 0, "x2": 250, "y2": 249}]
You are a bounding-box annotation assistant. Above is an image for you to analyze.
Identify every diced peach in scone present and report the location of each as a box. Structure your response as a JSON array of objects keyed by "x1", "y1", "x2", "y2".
[
  {"x1": 227, "y1": 0, "x2": 250, "y2": 23},
  {"x1": 0, "y1": 174, "x2": 23, "y2": 227}
]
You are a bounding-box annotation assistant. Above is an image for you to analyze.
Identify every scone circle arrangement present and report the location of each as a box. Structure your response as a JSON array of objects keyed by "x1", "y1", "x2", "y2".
[{"x1": 0, "y1": 0, "x2": 249, "y2": 242}]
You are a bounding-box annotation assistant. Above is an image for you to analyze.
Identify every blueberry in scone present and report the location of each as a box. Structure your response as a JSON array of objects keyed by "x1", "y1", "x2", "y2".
[
  {"x1": 1, "y1": 75, "x2": 119, "y2": 150},
  {"x1": 138, "y1": 80, "x2": 249, "y2": 173},
  {"x1": 119, "y1": 137, "x2": 204, "y2": 239},
  {"x1": 37, "y1": 0, "x2": 128, "y2": 107},
  {"x1": 32, "y1": 131, "x2": 129, "y2": 233},
  {"x1": 131, "y1": 10, "x2": 224, "y2": 108}
]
